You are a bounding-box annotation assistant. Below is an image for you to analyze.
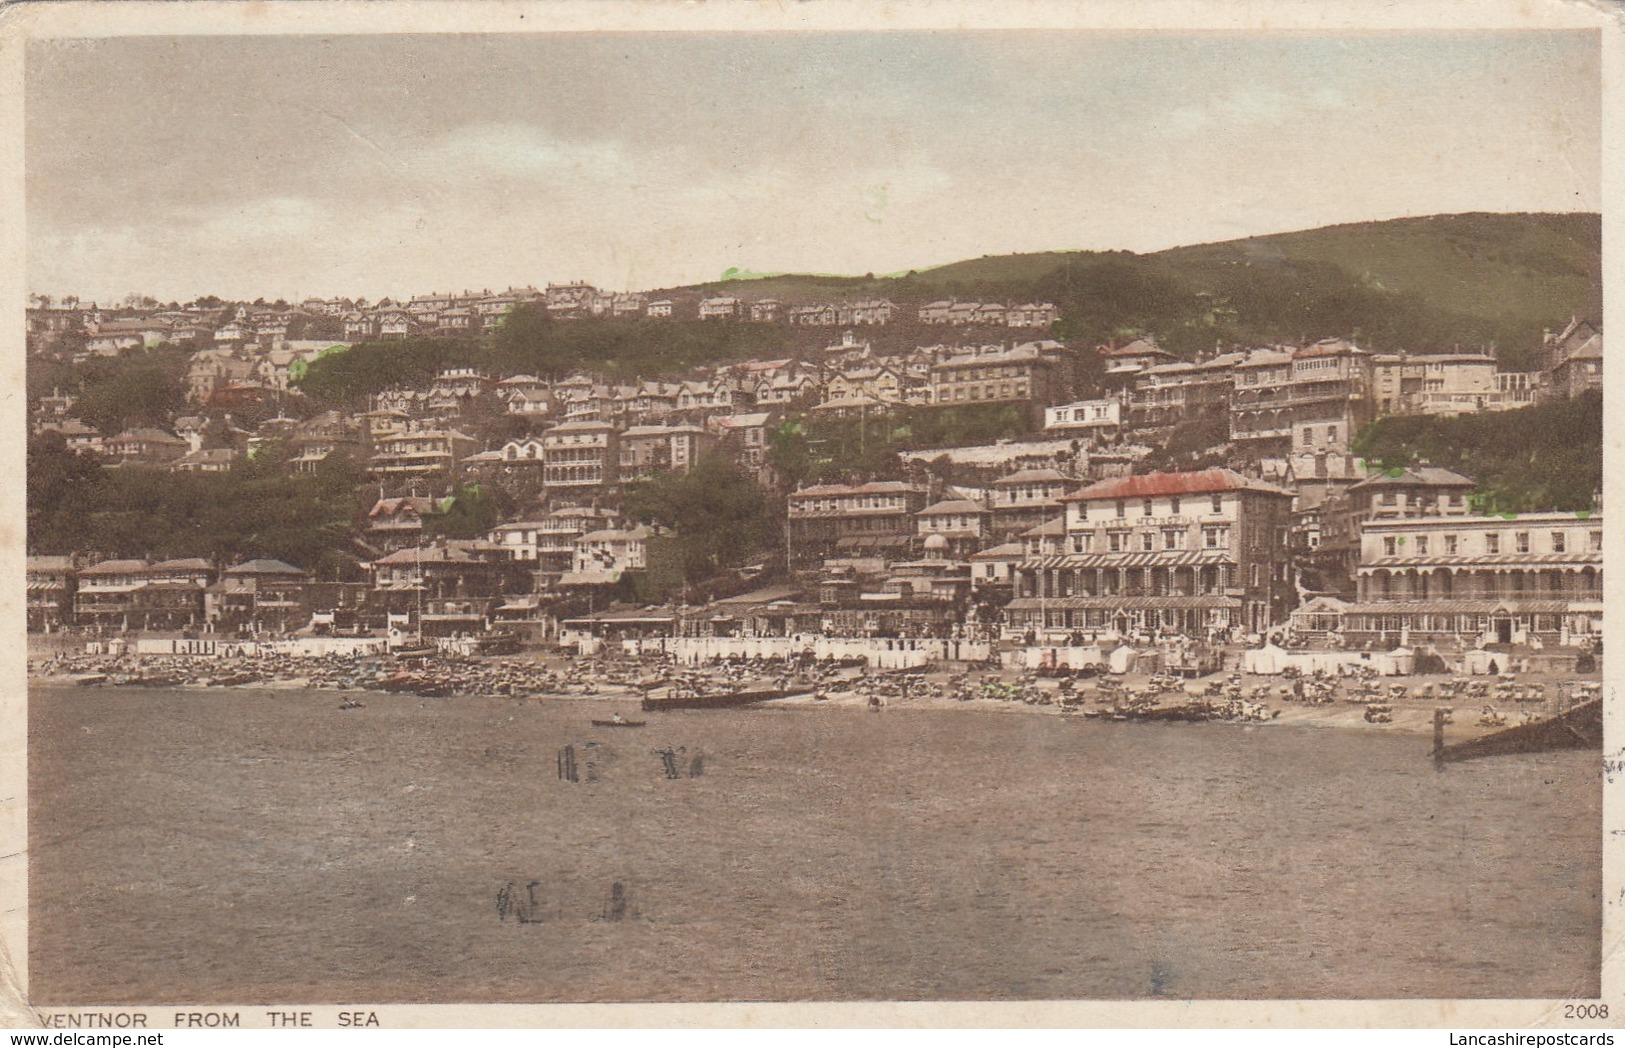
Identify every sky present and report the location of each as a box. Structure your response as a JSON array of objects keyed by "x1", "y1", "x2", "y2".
[{"x1": 25, "y1": 30, "x2": 1601, "y2": 304}]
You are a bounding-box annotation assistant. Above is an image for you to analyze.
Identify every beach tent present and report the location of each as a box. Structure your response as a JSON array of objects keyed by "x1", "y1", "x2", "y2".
[
  {"x1": 1241, "y1": 643, "x2": 1289, "y2": 675},
  {"x1": 1107, "y1": 644, "x2": 1138, "y2": 675},
  {"x1": 1381, "y1": 647, "x2": 1415, "y2": 676}
]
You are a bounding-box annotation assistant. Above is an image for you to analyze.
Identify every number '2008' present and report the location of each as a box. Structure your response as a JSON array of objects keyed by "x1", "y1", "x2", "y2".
[{"x1": 1564, "y1": 1003, "x2": 1607, "y2": 1019}]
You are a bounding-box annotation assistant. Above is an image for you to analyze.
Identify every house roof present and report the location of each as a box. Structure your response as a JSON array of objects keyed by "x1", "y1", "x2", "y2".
[
  {"x1": 150, "y1": 558, "x2": 214, "y2": 571},
  {"x1": 369, "y1": 496, "x2": 434, "y2": 518},
  {"x1": 714, "y1": 412, "x2": 772, "y2": 427},
  {"x1": 936, "y1": 343, "x2": 1055, "y2": 369},
  {"x1": 994, "y1": 468, "x2": 1070, "y2": 486},
  {"x1": 225, "y1": 558, "x2": 307, "y2": 576},
  {"x1": 580, "y1": 526, "x2": 649, "y2": 542},
  {"x1": 113, "y1": 428, "x2": 187, "y2": 445},
  {"x1": 545, "y1": 502, "x2": 612, "y2": 517},
  {"x1": 1061, "y1": 469, "x2": 1294, "y2": 501},
  {"x1": 1348, "y1": 466, "x2": 1476, "y2": 491},
  {"x1": 81, "y1": 559, "x2": 150, "y2": 575},
  {"x1": 374, "y1": 545, "x2": 487, "y2": 566},
  {"x1": 1022, "y1": 516, "x2": 1066, "y2": 536},
  {"x1": 1235, "y1": 349, "x2": 1293, "y2": 368},
  {"x1": 794, "y1": 481, "x2": 926, "y2": 497},
  {"x1": 546, "y1": 419, "x2": 617, "y2": 432},
  {"x1": 918, "y1": 499, "x2": 988, "y2": 516}
]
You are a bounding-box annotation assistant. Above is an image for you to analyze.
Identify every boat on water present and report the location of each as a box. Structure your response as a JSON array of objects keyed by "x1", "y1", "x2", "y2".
[
  {"x1": 591, "y1": 718, "x2": 646, "y2": 728},
  {"x1": 71, "y1": 673, "x2": 108, "y2": 686},
  {"x1": 641, "y1": 686, "x2": 806, "y2": 712}
]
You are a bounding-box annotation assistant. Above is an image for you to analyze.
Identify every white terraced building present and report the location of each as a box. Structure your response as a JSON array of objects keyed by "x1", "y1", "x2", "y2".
[{"x1": 1345, "y1": 511, "x2": 1603, "y2": 648}]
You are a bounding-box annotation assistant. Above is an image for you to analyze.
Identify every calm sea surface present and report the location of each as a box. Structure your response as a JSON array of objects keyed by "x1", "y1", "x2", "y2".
[{"x1": 29, "y1": 684, "x2": 1600, "y2": 1003}]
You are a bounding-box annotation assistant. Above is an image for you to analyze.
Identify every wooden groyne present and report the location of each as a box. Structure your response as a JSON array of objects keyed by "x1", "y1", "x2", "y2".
[{"x1": 1433, "y1": 698, "x2": 1601, "y2": 764}]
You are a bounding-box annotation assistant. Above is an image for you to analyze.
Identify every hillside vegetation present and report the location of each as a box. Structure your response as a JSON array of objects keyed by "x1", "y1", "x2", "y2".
[
  {"x1": 294, "y1": 212, "x2": 1599, "y2": 406},
  {"x1": 699, "y1": 212, "x2": 1599, "y2": 367},
  {"x1": 1352, "y1": 390, "x2": 1602, "y2": 513}
]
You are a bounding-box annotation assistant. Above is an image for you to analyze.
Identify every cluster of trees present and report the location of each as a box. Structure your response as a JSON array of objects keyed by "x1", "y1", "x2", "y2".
[
  {"x1": 28, "y1": 432, "x2": 370, "y2": 578},
  {"x1": 293, "y1": 309, "x2": 795, "y2": 406},
  {"x1": 767, "y1": 402, "x2": 1044, "y2": 488},
  {"x1": 1352, "y1": 390, "x2": 1602, "y2": 513},
  {"x1": 29, "y1": 344, "x2": 191, "y2": 434},
  {"x1": 622, "y1": 453, "x2": 781, "y2": 598}
]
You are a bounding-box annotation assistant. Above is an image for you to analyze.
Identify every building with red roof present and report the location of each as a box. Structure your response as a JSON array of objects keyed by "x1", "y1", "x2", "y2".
[{"x1": 1007, "y1": 469, "x2": 1295, "y2": 638}]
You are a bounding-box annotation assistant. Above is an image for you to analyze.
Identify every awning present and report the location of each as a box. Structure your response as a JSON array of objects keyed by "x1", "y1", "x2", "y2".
[
  {"x1": 835, "y1": 535, "x2": 913, "y2": 550},
  {"x1": 1031, "y1": 550, "x2": 1234, "y2": 570},
  {"x1": 1005, "y1": 595, "x2": 1240, "y2": 611},
  {"x1": 1362, "y1": 552, "x2": 1601, "y2": 569},
  {"x1": 1344, "y1": 600, "x2": 1582, "y2": 616}
]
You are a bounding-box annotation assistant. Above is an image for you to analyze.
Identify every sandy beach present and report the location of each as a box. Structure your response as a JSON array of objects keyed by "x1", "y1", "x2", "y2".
[{"x1": 28, "y1": 628, "x2": 1597, "y2": 747}]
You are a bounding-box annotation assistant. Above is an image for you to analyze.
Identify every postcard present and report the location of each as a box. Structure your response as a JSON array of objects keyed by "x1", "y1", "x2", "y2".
[{"x1": 3, "y1": 0, "x2": 1618, "y2": 1031}]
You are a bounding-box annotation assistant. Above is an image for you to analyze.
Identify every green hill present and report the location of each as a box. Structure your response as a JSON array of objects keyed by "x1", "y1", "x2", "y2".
[{"x1": 694, "y1": 212, "x2": 1600, "y2": 367}]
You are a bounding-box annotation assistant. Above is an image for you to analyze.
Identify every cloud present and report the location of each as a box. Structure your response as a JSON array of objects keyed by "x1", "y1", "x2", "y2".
[
  {"x1": 418, "y1": 124, "x2": 633, "y2": 182},
  {"x1": 1163, "y1": 82, "x2": 1348, "y2": 138}
]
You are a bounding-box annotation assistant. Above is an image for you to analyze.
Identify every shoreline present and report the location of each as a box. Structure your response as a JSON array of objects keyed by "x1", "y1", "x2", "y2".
[{"x1": 29, "y1": 666, "x2": 1570, "y2": 742}]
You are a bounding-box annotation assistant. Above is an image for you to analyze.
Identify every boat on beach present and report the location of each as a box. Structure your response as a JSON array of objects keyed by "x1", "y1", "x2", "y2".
[{"x1": 590, "y1": 718, "x2": 646, "y2": 728}]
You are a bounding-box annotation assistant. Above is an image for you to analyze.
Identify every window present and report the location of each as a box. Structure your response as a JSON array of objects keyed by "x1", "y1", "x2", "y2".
[
  {"x1": 1551, "y1": 532, "x2": 1566, "y2": 553},
  {"x1": 1485, "y1": 533, "x2": 1500, "y2": 554},
  {"x1": 1444, "y1": 534, "x2": 1458, "y2": 555},
  {"x1": 1303, "y1": 427, "x2": 1315, "y2": 446},
  {"x1": 1140, "y1": 531, "x2": 1155, "y2": 551},
  {"x1": 1070, "y1": 535, "x2": 1087, "y2": 553},
  {"x1": 1590, "y1": 531, "x2": 1603, "y2": 552},
  {"x1": 1108, "y1": 531, "x2": 1127, "y2": 552},
  {"x1": 1203, "y1": 526, "x2": 1229, "y2": 549},
  {"x1": 1163, "y1": 528, "x2": 1185, "y2": 550},
  {"x1": 1211, "y1": 494, "x2": 1223, "y2": 514},
  {"x1": 1143, "y1": 499, "x2": 1154, "y2": 516},
  {"x1": 1327, "y1": 426, "x2": 1337, "y2": 443},
  {"x1": 1415, "y1": 536, "x2": 1428, "y2": 555},
  {"x1": 1116, "y1": 500, "x2": 1126, "y2": 518},
  {"x1": 1515, "y1": 532, "x2": 1530, "y2": 554},
  {"x1": 1383, "y1": 536, "x2": 1398, "y2": 556}
]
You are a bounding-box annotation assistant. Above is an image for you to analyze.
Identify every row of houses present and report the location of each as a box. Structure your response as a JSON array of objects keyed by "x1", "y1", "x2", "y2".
[
  {"x1": 32, "y1": 284, "x2": 1063, "y2": 363},
  {"x1": 1042, "y1": 324, "x2": 1602, "y2": 465},
  {"x1": 27, "y1": 507, "x2": 653, "y2": 636},
  {"x1": 29, "y1": 455, "x2": 1604, "y2": 654},
  {"x1": 782, "y1": 464, "x2": 1603, "y2": 649}
]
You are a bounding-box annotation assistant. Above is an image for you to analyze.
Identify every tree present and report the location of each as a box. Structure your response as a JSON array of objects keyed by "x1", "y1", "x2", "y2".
[
  {"x1": 423, "y1": 482, "x2": 503, "y2": 540},
  {"x1": 623, "y1": 453, "x2": 779, "y2": 582},
  {"x1": 75, "y1": 347, "x2": 188, "y2": 433},
  {"x1": 766, "y1": 418, "x2": 814, "y2": 492}
]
